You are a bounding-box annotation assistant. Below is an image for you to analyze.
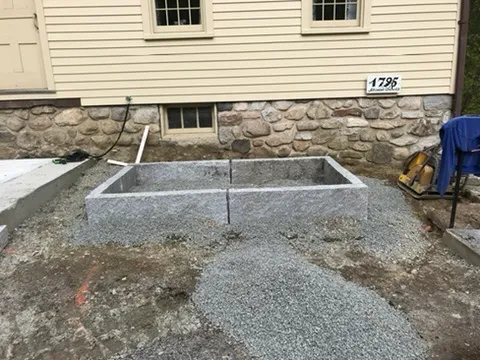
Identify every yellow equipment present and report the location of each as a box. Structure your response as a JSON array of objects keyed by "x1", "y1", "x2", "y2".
[{"x1": 397, "y1": 145, "x2": 468, "y2": 199}]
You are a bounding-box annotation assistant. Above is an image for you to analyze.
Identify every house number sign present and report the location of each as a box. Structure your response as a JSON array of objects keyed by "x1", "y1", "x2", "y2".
[{"x1": 366, "y1": 74, "x2": 402, "y2": 94}]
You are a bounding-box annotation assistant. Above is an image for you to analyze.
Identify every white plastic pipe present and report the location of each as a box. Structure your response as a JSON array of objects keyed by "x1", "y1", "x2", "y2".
[{"x1": 135, "y1": 126, "x2": 150, "y2": 164}]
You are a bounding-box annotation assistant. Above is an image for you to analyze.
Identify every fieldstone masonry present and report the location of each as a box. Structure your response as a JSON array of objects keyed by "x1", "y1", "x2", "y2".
[
  {"x1": 218, "y1": 95, "x2": 452, "y2": 166},
  {"x1": 0, "y1": 95, "x2": 452, "y2": 166}
]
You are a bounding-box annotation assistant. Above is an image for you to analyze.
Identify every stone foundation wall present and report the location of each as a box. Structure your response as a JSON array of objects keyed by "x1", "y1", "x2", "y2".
[
  {"x1": 217, "y1": 95, "x2": 452, "y2": 166},
  {"x1": 0, "y1": 95, "x2": 452, "y2": 165}
]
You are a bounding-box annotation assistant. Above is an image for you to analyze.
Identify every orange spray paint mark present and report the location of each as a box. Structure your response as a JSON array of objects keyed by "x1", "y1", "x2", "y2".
[
  {"x1": 74, "y1": 264, "x2": 98, "y2": 305},
  {"x1": 1, "y1": 248, "x2": 15, "y2": 254}
]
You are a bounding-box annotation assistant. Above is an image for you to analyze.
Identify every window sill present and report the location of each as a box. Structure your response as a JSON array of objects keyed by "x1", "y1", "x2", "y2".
[
  {"x1": 301, "y1": 26, "x2": 370, "y2": 35},
  {"x1": 162, "y1": 133, "x2": 217, "y2": 140},
  {"x1": 144, "y1": 32, "x2": 214, "y2": 40}
]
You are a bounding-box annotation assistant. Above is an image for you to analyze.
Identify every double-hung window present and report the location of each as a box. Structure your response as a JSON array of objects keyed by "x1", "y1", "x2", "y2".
[
  {"x1": 141, "y1": 0, "x2": 213, "y2": 39},
  {"x1": 302, "y1": 0, "x2": 371, "y2": 34}
]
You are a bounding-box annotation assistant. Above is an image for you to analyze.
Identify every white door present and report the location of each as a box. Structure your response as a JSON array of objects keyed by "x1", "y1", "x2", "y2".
[{"x1": 0, "y1": 0, "x2": 47, "y2": 90}]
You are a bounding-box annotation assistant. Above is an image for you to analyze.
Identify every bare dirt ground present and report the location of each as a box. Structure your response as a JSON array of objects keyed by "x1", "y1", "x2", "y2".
[{"x1": 0, "y1": 160, "x2": 479, "y2": 359}]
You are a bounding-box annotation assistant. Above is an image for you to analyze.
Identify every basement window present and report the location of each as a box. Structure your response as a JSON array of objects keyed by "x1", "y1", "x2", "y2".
[
  {"x1": 141, "y1": 0, "x2": 213, "y2": 39},
  {"x1": 302, "y1": 0, "x2": 371, "y2": 34},
  {"x1": 162, "y1": 105, "x2": 216, "y2": 136}
]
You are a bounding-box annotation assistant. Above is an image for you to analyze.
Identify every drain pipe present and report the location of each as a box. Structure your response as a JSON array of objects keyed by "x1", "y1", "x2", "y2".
[{"x1": 453, "y1": 0, "x2": 471, "y2": 117}]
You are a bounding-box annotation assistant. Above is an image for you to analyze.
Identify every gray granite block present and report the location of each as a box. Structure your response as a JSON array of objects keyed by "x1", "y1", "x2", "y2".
[
  {"x1": 443, "y1": 229, "x2": 480, "y2": 266},
  {"x1": 0, "y1": 225, "x2": 7, "y2": 250},
  {"x1": 231, "y1": 157, "x2": 326, "y2": 185},
  {"x1": 136, "y1": 160, "x2": 230, "y2": 189},
  {"x1": 86, "y1": 189, "x2": 228, "y2": 228},
  {"x1": 229, "y1": 183, "x2": 368, "y2": 224}
]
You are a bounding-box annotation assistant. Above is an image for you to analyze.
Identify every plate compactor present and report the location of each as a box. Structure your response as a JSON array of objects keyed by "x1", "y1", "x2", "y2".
[{"x1": 397, "y1": 145, "x2": 469, "y2": 199}]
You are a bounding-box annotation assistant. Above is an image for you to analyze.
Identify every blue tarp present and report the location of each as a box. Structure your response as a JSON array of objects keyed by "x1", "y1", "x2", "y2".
[{"x1": 438, "y1": 116, "x2": 480, "y2": 195}]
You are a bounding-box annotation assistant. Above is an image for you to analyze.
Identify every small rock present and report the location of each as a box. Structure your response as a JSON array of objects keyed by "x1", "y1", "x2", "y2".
[
  {"x1": 368, "y1": 143, "x2": 394, "y2": 164},
  {"x1": 397, "y1": 97, "x2": 421, "y2": 110},
  {"x1": 261, "y1": 105, "x2": 282, "y2": 123},
  {"x1": 296, "y1": 120, "x2": 320, "y2": 131},
  {"x1": 276, "y1": 145, "x2": 291, "y2": 157},
  {"x1": 242, "y1": 120, "x2": 271, "y2": 137},
  {"x1": 88, "y1": 107, "x2": 110, "y2": 120},
  {"x1": 31, "y1": 105, "x2": 56, "y2": 115},
  {"x1": 248, "y1": 102, "x2": 266, "y2": 111},
  {"x1": 272, "y1": 100, "x2": 294, "y2": 111},
  {"x1": 285, "y1": 104, "x2": 308, "y2": 120},
  {"x1": 364, "y1": 108, "x2": 380, "y2": 120},
  {"x1": 332, "y1": 108, "x2": 363, "y2": 117},
  {"x1": 370, "y1": 120, "x2": 405, "y2": 130},
  {"x1": 401, "y1": 111, "x2": 423, "y2": 119},
  {"x1": 409, "y1": 118, "x2": 436, "y2": 137},
  {"x1": 376, "y1": 131, "x2": 390, "y2": 142},
  {"x1": 54, "y1": 108, "x2": 87, "y2": 126},
  {"x1": 358, "y1": 98, "x2": 377, "y2": 108},
  {"x1": 323, "y1": 99, "x2": 345, "y2": 109},
  {"x1": 339, "y1": 150, "x2": 362, "y2": 159},
  {"x1": 131, "y1": 106, "x2": 159, "y2": 124},
  {"x1": 321, "y1": 119, "x2": 343, "y2": 129},
  {"x1": 0, "y1": 129, "x2": 15, "y2": 142},
  {"x1": 393, "y1": 148, "x2": 410, "y2": 160},
  {"x1": 312, "y1": 129, "x2": 337, "y2": 145},
  {"x1": 328, "y1": 137, "x2": 349, "y2": 150},
  {"x1": 7, "y1": 117, "x2": 25, "y2": 132},
  {"x1": 218, "y1": 111, "x2": 243, "y2": 126},
  {"x1": 294, "y1": 132, "x2": 313, "y2": 141},
  {"x1": 265, "y1": 128, "x2": 295, "y2": 147},
  {"x1": 359, "y1": 129, "x2": 376, "y2": 142},
  {"x1": 216, "y1": 103, "x2": 233, "y2": 112},
  {"x1": 380, "y1": 110, "x2": 401, "y2": 120},
  {"x1": 231, "y1": 139, "x2": 251, "y2": 154},
  {"x1": 218, "y1": 127, "x2": 234, "y2": 145},
  {"x1": 16, "y1": 131, "x2": 42, "y2": 150},
  {"x1": 28, "y1": 116, "x2": 52, "y2": 131},
  {"x1": 273, "y1": 121, "x2": 295, "y2": 132},
  {"x1": 15, "y1": 109, "x2": 29, "y2": 120},
  {"x1": 306, "y1": 145, "x2": 329, "y2": 156},
  {"x1": 78, "y1": 119, "x2": 100, "y2": 135},
  {"x1": 253, "y1": 139, "x2": 264, "y2": 147},
  {"x1": 100, "y1": 120, "x2": 122, "y2": 135},
  {"x1": 111, "y1": 106, "x2": 132, "y2": 121},
  {"x1": 346, "y1": 118, "x2": 369, "y2": 128},
  {"x1": 233, "y1": 102, "x2": 248, "y2": 111},
  {"x1": 390, "y1": 135, "x2": 418, "y2": 147},
  {"x1": 44, "y1": 128, "x2": 68, "y2": 145},
  {"x1": 293, "y1": 140, "x2": 310, "y2": 152},
  {"x1": 350, "y1": 142, "x2": 371, "y2": 152},
  {"x1": 424, "y1": 95, "x2": 452, "y2": 110},
  {"x1": 378, "y1": 99, "x2": 396, "y2": 109}
]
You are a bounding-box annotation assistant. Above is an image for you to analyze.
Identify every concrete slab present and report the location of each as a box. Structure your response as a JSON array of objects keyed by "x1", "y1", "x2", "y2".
[
  {"x1": 0, "y1": 225, "x2": 7, "y2": 249},
  {"x1": 0, "y1": 159, "x2": 51, "y2": 184},
  {"x1": 443, "y1": 229, "x2": 480, "y2": 266},
  {"x1": 0, "y1": 159, "x2": 94, "y2": 242}
]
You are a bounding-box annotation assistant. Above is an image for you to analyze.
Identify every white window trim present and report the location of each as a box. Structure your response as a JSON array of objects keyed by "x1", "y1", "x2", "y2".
[
  {"x1": 160, "y1": 104, "x2": 217, "y2": 138},
  {"x1": 141, "y1": 0, "x2": 214, "y2": 40},
  {"x1": 301, "y1": 0, "x2": 371, "y2": 35}
]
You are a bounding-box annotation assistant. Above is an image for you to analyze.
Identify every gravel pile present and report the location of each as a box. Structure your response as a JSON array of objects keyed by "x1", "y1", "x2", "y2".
[
  {"x1": 287, "y1": 177, "x2": 428, "y2": 262},
  {"x1": 357, "y1": 177, "x2": 427, "y2": 261},
  {"x1": 193, "y1": 237, "x2": 427, "y2": 360}
]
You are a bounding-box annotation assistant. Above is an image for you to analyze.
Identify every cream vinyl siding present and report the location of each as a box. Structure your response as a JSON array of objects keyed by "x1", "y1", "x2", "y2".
[{"x1": 0, "y1": 0, "x2": 460, "y2": 105}]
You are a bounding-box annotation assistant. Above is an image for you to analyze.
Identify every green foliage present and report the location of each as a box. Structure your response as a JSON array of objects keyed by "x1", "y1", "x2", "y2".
[{"x1": 463, "y1": 0, "x2": 480, "y2": 114}]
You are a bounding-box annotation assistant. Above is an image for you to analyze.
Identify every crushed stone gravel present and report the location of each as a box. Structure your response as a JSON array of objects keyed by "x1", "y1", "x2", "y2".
[
  {"x1": 74, "y1": 174, "x2": 428, "y2": 263},
  {"x1": 193, "y1": 237, "x2": 427, "y2": 360}
]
